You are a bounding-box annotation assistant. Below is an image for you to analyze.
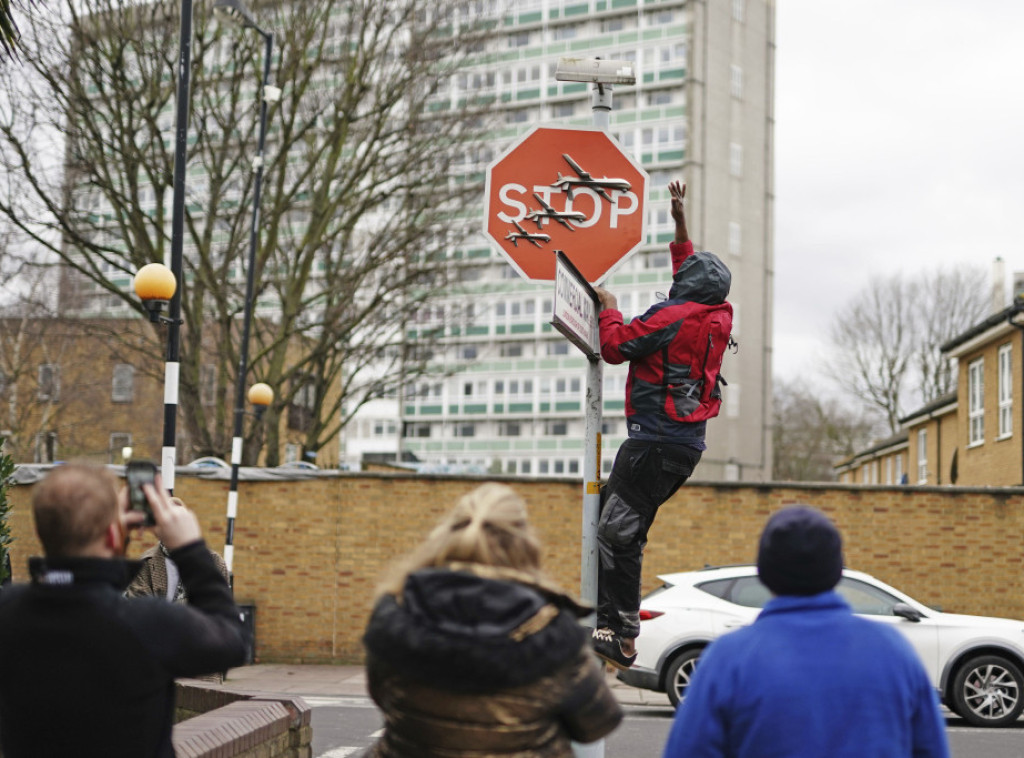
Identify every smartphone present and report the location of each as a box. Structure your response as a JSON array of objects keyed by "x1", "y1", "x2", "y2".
[{"x1": 126, "y1": 460, "x2": 158, "y2": 527}]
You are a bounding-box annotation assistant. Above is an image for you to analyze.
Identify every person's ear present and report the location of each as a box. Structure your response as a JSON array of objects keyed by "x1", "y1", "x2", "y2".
[{"x1": 104, "y1": 521, "x2": 128, "y2": 557}]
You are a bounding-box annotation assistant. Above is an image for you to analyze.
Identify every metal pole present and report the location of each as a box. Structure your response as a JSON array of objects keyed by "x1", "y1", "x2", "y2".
[
  {"x1": 225, "y1": 30, "x2": 273, "y2": 576},
  {"x1": 573, "y1": 80, "x2": 611, "y2": 758},
  {"x1": 163, "y1": 0, "x2": 195, "y2": 494}
]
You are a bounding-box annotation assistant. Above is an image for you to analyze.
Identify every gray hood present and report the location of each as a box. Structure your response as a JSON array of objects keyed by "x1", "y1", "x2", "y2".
[{"x1": 669, "y1": 250, "x2": 731, "y2": 304}]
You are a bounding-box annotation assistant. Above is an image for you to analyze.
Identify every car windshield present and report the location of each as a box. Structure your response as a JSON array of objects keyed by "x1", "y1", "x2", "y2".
[{"x1": 696, "y1": 574, "x2": 907, "y2": 616}]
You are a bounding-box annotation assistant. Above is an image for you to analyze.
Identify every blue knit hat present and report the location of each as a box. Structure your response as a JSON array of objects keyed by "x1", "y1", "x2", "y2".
[{"x1": 757, "y1": 506, "x2": 843, "y2": 596}]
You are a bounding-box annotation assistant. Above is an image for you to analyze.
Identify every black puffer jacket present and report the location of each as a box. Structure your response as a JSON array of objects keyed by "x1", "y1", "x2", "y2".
[{"x1": 363, "y1": 564, "x2": 623, "y2": 757}]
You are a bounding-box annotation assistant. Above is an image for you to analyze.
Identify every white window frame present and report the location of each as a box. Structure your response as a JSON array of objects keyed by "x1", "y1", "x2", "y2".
[
  {"x1": 38, "y1": 363, "x2": 60, "y2": 402},
  {"x1": 729, "y1": 142, "x2": 743, "y2": 177},
  {"x1": 968, "y1": 358, "x2": 985, "y2": 446},
  {"x1": 112, "y1": 363, "x2": 134, "y2": 403},
  {"x1": 917, "y1": 429, "x2": 928, "y2": 484},
  {"x1": 730, "y1": 64, "x2": 743, "y2": 98},
  {"x1": 998, "y1": 343, "x2": 1013, "y2": 438}
]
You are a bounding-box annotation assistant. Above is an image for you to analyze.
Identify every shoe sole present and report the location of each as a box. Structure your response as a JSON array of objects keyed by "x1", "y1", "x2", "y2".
[{"x1": 594, "y1": 650, "x2": 635, "y2": 671}]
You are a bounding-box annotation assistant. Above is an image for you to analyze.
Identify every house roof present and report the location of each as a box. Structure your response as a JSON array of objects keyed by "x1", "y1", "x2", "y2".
[
  {"x1": 941, "y1": 301, "x2": 1023, "y2": 354},
  {"x1": 898, "y1": 391, "x2": 958, "y2": 426},
  {"x1": 833, "y1": 431, "x2": 909, "y2": 472}
]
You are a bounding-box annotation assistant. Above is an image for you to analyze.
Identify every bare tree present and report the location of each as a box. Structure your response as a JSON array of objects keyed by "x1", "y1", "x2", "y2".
[
  {"x1": 772, "y1": 378, "x2": 879, "y2": 482},
  {"x1": 828, "y1": 266, "x2": 988, "y2": 434},
  {"x1": 0, "y1": 0, "x2": 495, "y2": 464}
]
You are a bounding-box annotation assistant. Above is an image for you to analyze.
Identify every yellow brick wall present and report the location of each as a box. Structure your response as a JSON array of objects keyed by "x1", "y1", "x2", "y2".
[{"x1": 8, "y1": 473, "x2": 1024, "y2": 663}]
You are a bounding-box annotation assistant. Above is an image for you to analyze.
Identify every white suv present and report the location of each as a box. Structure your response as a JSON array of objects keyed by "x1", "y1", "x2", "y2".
[{"x1": 618, "y1": 565, "x2": 1024, "y2": 727}]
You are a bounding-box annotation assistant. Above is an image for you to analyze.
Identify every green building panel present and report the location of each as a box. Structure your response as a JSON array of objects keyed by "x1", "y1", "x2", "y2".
[
  {"x1": 510, "y1": 323, "x2": 535, "y2": 334},
  {"x1": 513, "y1": 440, "x2": 535, "y2": 451},
  {"x1": 659, "y1": 68, "x2": 686, "y2": 81},
  {"x1": 517, "y1": 88, "x2": 541, "y2": 101},
  {"x1": 555, "y1": 401, "x2": 581, "y2": 412},
  {"x1": 659, "y1": 149, "x2": 684, "y2": 162},
  {"x1": 464, "y1": 404, "x2": 488, "y2": 414},
  {"x1": 564, "y1": 3, "x2": 590, "y2": 16},
  {"x1": 495, "y1": 325, "x2": 506, "y2": 334},
  {"x1": 518, "y1": 10, "x2": 542, "y2": 23},
  {"x1": 509, "y1": 403, "x2": 534, "y2": 413},
  {"x1": 536, "y1": 439, "x2": 558, "y2": 450},
  {"x1": 466, "y1": 325, "x2": 489, "y2": 336},
  {"x1": 469, "y1": 440, "x2": 505, "y2": 452},
  {"x1": 604, "y1": 400, "x2": 626, "y2": 411},
  {"x1": 643, "y1": 72, "x2": 655, "y2": 84},
  {"x1": 492, "y1": 404, "x2": 504, "y2": 413},
  {"x1": 404, "y1": 405, "x2": 416, "y2": 416},
  {"x1": 539, "y1": 403, "x2": 551, "y2": 412},
  {"x1": 638, "y1": 272, "x2": 660, "y2": 284},
  {"x1": 420, "y1": 405, "x2": 443, "y2": 415},
  {"x1": 612, "y1": 0, "x2": 637, "y2": 8}
]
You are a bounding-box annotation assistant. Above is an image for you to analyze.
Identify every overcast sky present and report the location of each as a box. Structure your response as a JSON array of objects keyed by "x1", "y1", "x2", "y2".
[{"x1": 773, "y1": 1, "x2": 1024, "y2": 382}]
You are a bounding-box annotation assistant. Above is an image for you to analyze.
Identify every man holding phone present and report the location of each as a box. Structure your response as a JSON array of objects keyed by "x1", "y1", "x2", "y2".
[{"x1": 0, "y1": 462, "x2": 250, "y2": 758}]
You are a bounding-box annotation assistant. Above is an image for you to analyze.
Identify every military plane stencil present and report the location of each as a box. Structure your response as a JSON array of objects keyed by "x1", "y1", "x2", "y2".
[
  {"x1": 524, "y1": 193, "x2": 587, "y2": 231},
  {"x1": 504, "y1": 219, "x2": 551, "y2": 248},
  {"x1": 551, "y1": 154, "x2": 632, "y2": 203}
]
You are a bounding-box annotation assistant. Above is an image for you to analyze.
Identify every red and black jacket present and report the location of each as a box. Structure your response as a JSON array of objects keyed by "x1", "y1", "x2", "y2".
[{"x1": 599, "y1": 240, "x2": 733, "y2": 447}]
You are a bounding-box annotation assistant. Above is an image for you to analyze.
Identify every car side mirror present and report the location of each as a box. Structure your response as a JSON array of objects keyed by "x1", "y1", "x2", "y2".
[{"x1": 892, "y1": 603, "x2": 923, "y2": 623}]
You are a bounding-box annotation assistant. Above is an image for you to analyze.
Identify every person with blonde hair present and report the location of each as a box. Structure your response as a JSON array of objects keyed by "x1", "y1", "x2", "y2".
[{"x1": 363, "y1": 483, "x2": 622, "y2": 757}]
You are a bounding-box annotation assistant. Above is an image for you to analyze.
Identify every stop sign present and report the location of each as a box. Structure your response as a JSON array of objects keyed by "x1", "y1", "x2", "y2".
[{"x1": 483, "y1": 125, "x2": 648, "y2": 282}]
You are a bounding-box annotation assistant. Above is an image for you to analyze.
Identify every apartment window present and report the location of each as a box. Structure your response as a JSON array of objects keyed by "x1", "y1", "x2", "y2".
[
  {"x1": 546, "y1": 421, "x2": 568, "y2": 436},
  {"x1": 730, "y1": 64, "x2": 744, "y2": 98},
  {"x1": 917, "y1": 429, "x2": 928, "y2": 484},
  {"x1": 500, "y1": 344, "x2": 523, "y2": 358},
  {"x1": 968, "y1": 358, "x2": 984, "y2": 445},
  {"x1": 460, "y1": 345, "x2": 478, "y2": 360},
  {"x1": 729, "y1": 222, "x2": 742, "y2": 256},
  {"x1": 521, "y1": 460, "x2": 532, "y2": 474},
  {"x1": 885, "y1": 457, "x2": 893, "y2": 485},
  {"x1": 547, "y1": 342, "x2": 569, "y2": 356},
  {"x1": 112, "y1": 364, "x2": 134, "y2": 403},
  {"x1": 35, "y1": 431, "x2": 57, "y2": 463},
  {"x1": 895, "y1": 454, "x2": 904, "y2": 484},
  {"x1": 288, "y1": 375, "x2": 317, "y2": 432},
  {"x1": 109, "y1": 433, "x2": 131, "y2": 463},
  {"x1": 38, "y1": 364, "x2": 60, "y2": 402},
  {"x1": 454, "y1": 424, "x2": 476, "y2": 438},
  {"x1": 499, "y1": 422, "x2": 521, "y2": 437},
  {"x1": 998, "y1": 343, "x2": 1013, "y2": 438},
  {"x1": 729, "y1": 143, "x2": 743, "y2": 177}
]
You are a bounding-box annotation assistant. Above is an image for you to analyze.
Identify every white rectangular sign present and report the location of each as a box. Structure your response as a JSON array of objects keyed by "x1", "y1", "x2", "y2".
[{"x1": 552, "y1": 251, "x2": 599, "y2": 358}]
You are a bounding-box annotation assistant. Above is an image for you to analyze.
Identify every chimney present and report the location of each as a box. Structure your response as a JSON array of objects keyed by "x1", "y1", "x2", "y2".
[{"x1": 992, "y1": 257, "x2": 1005, "y2": 312}]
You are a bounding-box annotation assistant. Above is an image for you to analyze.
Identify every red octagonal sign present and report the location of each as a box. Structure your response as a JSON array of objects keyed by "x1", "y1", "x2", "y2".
[{"x1": 483, "y1": 125, "x2": 648, "y2": 282}]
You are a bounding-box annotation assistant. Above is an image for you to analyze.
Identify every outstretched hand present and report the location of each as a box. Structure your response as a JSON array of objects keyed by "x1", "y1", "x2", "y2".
[
  {"x1": 669, "y1": 180, "x2": 688, "y2": 243},
  {"x1": 669, "y1": 180, "x2": 686, "y2": 223}
]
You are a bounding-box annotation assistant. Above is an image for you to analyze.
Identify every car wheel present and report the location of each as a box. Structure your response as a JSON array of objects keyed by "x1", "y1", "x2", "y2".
[
  {"x1": 665, "y1": 648, "x2": 703, "y2": 708},
  {"x1": 951, "y1": 655, "x2": 1024, "y2": 727}
]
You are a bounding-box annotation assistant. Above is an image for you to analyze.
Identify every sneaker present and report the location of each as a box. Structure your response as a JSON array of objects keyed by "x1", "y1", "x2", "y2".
[{"x1": 591, "y1": 627, "x2": 637, "y2": 670}]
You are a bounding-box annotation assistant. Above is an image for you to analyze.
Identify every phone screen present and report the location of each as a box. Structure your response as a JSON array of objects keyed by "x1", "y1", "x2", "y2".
[{"x1": 126, "y1": 460, "x2": 157, "y2": 526}]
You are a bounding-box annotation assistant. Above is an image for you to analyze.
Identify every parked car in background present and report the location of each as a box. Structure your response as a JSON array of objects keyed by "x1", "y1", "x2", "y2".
[{"x1": 619, "y1": 565, "x2": 1024, "y2": 727}]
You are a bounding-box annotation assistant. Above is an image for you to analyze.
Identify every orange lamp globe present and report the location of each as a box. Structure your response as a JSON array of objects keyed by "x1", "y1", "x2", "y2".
[
  {"x1": 134, "y1": 263, "x2": 177, "y2": 302},
  {"x1": 247, "y1": 382, "x2": 274, "y2": 407}
]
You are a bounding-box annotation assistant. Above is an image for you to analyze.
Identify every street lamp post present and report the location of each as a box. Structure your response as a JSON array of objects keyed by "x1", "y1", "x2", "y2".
[
  {"x1": 213, "y1": 0, "x2": 280, "y2": 575},
  {"x1": 163, "y1": 0, "x2": 196, "y2": 495}
]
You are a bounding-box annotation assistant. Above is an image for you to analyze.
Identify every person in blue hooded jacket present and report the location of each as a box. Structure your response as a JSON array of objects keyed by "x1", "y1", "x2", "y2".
[{"x1": 662, "y1": 506, "x2": 950, "y2": 758}]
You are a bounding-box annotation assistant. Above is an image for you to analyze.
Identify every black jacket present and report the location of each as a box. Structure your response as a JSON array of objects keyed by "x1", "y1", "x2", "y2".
[
  {"x1": 363, "y1": 565, "x2": 623, "y2": 757},
  {"x1": 0, "y1": 541, "x2": 249, "y2": 758}
]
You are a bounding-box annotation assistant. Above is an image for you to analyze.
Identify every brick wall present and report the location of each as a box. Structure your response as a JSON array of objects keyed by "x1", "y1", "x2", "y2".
[{"x1": 7, "y1": 473, "x2": 1024, "y2": 662}]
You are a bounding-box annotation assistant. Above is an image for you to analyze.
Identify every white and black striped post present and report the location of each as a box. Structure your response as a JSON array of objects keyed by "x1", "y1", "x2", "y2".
[
  {"x1": 214, "y1": 0, "x2": 277, "y2": 575},
  {"x1": 161, "y1": 0, "x2": 196, "y2": 494}
]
